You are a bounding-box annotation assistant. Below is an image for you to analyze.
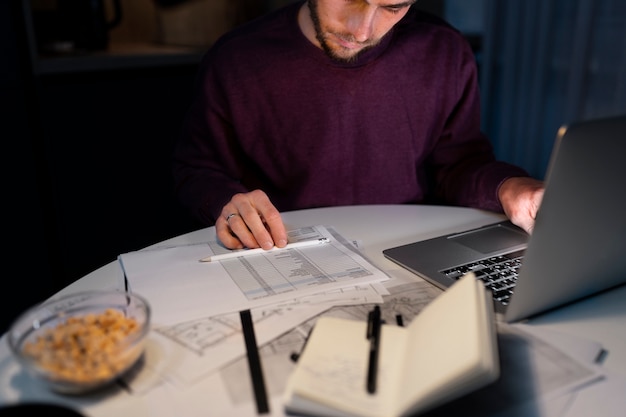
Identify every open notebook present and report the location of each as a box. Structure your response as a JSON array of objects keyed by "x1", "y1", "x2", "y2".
[{"x1": 383, "y1": 115, "x2": 626, "y2": 322}]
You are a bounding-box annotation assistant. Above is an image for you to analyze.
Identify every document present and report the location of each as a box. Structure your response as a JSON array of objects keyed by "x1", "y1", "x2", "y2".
[
  {"x1": 118, "y1": 225, "x2": 390, "y2": 326},
  {"x1": 564, "y1": 372, "x2": 626, "y2": 417},
  {"x1": 283, "y1": 273, "x2": 500, "y2": 417},
  {"x1": 137, "y1": 284, "x2": 385, "y2": 387},
  {"x1": 105, "y1": 278, "x2": 606, "y2": 417},
  {"x1": 208, "y1": 280, "x2": 604, "y2": 417}
]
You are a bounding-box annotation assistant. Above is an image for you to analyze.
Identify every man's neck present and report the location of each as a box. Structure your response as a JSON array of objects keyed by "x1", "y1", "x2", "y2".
[{"x1": 297, "y1": 2, "x2": 320, "y2": 49}]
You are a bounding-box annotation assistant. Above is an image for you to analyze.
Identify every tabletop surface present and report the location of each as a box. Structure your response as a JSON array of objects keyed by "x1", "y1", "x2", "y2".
[{"x1": 1, "y1": 205, "x2": 625, "y2": 416}]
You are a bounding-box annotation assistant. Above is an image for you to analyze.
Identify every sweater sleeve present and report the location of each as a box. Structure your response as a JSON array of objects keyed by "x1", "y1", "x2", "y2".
[
  {"x1": 425, "y1": 38, "x2": 528, "y2": 212},
  {"x1": 172, "y1": 50, "x2": 249, "y2": 226}
]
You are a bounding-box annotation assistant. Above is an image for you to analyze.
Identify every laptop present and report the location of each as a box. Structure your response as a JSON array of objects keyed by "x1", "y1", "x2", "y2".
[{"x1": 383, "y1": 115, "x2": 626, "y2": 323}]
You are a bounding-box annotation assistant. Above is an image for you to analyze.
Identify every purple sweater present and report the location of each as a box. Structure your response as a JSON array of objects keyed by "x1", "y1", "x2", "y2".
[{"x1": 173, "y1": 1, "x2": 528, "y2": 226}]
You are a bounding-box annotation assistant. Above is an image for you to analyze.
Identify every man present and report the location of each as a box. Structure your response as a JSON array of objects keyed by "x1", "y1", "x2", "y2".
[{"x1": 172, "y1": 0, "x2": 544, "y2": 250}]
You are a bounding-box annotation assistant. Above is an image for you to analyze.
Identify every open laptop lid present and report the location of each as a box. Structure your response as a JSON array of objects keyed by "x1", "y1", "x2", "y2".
[{"x1": 504, "y1": 115, "x2": 626, "y2": 322}]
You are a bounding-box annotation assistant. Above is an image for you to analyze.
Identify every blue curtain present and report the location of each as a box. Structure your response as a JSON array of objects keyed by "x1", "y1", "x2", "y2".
[{"x1": 480, "y1": 0, "x2": 626, "y2": 179}]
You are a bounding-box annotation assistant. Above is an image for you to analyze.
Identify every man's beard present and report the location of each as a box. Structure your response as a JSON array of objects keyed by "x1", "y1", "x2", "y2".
[{"x1": 307, "y1": 0, "x2": 376, "y2": 64}]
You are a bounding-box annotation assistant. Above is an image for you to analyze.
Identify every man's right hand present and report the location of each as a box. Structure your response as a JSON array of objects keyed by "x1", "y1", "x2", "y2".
[{"x1": 216, "y1": 189, "x2": 288, "y2": 250}]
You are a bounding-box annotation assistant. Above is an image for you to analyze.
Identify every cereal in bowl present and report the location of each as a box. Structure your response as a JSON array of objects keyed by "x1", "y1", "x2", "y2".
[{"x1": 22, "y1": 308, "x2": 141, "y2": 384}]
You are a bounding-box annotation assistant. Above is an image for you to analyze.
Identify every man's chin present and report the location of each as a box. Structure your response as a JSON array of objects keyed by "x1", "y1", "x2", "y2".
[
  {"x1": 323, "y1": 41, "x2": 370, "y2": 63},
  {"x1": 330, "y1": 46, "x2": 374, "y2": 63},
  {"x1": 330, "y1": 51, "x2": 360, "y2": 62}
]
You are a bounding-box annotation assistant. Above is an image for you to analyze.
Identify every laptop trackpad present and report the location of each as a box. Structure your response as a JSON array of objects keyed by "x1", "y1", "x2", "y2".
[{"x1": 448, "y1": 223, "x2": 528, "y2": 254}]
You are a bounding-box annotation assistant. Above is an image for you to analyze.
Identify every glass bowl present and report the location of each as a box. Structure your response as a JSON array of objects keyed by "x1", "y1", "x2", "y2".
[{"x1": 7, "y1": 290, "x2": 150, "y2": 394}]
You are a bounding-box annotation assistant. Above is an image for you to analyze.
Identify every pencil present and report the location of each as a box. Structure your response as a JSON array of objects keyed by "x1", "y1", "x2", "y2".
[{"x1": 199, "y1": 237, "x2": 330, "y2": 262}]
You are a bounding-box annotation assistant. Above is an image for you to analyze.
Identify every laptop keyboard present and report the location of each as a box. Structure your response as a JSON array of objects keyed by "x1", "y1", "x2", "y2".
[{"x1": 441, "y1": 249, "x2": 526, "y2": 306}]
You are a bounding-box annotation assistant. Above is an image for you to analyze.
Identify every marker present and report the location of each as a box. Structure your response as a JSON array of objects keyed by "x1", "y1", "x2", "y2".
[
  {"x1": 199, "y1": 237, "x2": 330, "y2": 262},
  {"x1": 240, "y1": 309, "x2": 269, "y2": 414},
  {"x1": 366, "y1": 305, "x2": 381, "y2": 394}
]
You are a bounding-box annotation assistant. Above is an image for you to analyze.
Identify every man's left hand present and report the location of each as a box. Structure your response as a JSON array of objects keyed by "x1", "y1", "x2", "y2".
[{"x1": 498, "y1": 177, "x2": 545, "y2": 234}]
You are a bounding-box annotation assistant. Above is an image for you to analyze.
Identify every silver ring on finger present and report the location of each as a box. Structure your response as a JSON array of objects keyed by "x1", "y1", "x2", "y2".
[{"x1": 225, "y1": 213, "x2": 238, "y2": 223}]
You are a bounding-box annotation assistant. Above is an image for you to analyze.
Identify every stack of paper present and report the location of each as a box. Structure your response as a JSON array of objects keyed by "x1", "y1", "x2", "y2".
[{"x1": 118, "y1": 225, "x2": 390, "y2": 326}]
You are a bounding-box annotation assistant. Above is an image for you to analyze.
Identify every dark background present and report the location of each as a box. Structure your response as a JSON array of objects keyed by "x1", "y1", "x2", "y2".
[{"x1": 2, "y1": 0, "x2": 202, "y2": 333}]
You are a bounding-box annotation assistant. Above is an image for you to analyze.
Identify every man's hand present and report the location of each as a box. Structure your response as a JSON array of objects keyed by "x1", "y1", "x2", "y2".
[
  {"x1": 216, "y1": 189, "x2": 288, "y2": 250},
  {"x1": 498, "y1": 177, "x2": 545, "y2": 234}
]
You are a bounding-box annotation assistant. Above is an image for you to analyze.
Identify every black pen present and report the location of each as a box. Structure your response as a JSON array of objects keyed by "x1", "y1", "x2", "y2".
[{"x1": 366, "y1": 305, "x2": 381, "y2": 394}]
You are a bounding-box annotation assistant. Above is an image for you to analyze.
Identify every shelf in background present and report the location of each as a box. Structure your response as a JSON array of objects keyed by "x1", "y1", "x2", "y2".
[{"x1": 33, "y1": 42, "x2": 205, "y2": 75}]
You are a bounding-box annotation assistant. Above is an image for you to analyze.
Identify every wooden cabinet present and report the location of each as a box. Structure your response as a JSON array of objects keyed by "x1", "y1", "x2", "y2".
[{"x1": 24, "y1": 2, "x2": 211, "y2": 278}]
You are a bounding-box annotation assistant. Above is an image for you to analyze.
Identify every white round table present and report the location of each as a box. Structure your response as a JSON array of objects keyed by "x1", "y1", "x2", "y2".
[{"x1": 1, "y1": 205, "x2": 624, "y2": 416}]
